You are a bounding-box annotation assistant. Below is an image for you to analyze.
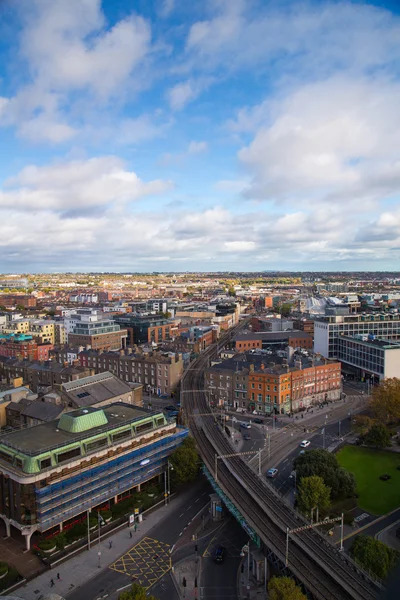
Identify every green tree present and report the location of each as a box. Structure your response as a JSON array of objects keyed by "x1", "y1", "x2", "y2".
[
  {"x1": 297, "y1": 475, "x2": 331, "y2": 516},
  {"x1": 119, "y1": 583, "x2": 157, "y2": 600},
  {"x1": 228, "y1": 287, "x2": 236, "y2": 296},
  {"x1": 268, "y1": 576, "x2": 307, "y2": 600},
  {"x1": 279, "y1": 303, "x2": 292, "y2": 317},
  {"x1": 169, "y1": 436, "x2": 200, "y2": 485},
  {"x1": 364, "y1": 423, "x2": 391, "y2": 448},
  {"x1": 350, "y1": 535, "x2": 399, "y2": 580},
  {"x1": 369, "y1": 378, "x2": 400, "y2": 424},
  {"x1": 293, "y1": 449, "x2": 356, "y2": 499},
  {"x1": 353, "y1": 415, "x2": 374, "y2": 436}
]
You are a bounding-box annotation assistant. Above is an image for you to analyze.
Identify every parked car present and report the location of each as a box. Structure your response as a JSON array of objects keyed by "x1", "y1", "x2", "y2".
[
  {"x1": 300, "y1": 440, "x2": 311, "y2": 448},
  {"x1": 164, "y1": 405, "x2": 179, "y2": 412},
  {"x1": 214, "y1": 546, "x2": 226, "y2": 564},
  {"x1": 267, "y1": 468, "x2": 279, "y2": 478},
  {"x1": 243, "y1": 432, "x2": 251, "y2": 441}
]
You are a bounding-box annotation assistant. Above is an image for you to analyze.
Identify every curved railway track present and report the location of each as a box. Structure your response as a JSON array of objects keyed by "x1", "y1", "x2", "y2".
[{"x1": 183, "y1": 323, "x2": 379, "y2": 600}]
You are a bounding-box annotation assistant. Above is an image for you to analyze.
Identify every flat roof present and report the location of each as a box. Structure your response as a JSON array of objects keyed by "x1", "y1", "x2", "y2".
[
  {"x1": 0, "y1": 403, "x2": 158, "y2": 456},
  {"x1": 234, "y1": 330, "x2": 311, "y2": 341},
  {"x1": 339, "y1": 335, "x2": 400, "y2": 350}
]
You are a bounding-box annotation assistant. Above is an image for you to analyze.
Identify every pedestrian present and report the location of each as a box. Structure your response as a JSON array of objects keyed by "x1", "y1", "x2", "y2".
[
  {"x1": 50, "y1": 579, "x2": 55, "y2": 587},
  {"x1": 130, "y1": 531, "x2": 133, "y2": 538},
  {"x1": 109, "y1": 540, "x2": 113, "y2": 549},
  {"x1": 56, "y1": 573, "x2": 61, "y2": 580}
]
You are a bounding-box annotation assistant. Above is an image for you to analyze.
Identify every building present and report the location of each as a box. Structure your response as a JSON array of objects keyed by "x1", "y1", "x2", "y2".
[
  {"x1": 314, "y1": 313, "x2": 400, "y2": 358},
  {"x1": 0, "y1": 278, "x2": 28, "y2": 289},
  {"x1": 205, "y1": 352, "x2": 341, "y2": 414},
  {"x1": 293, "y1": 318, "x2": 315, "y2": 338},
  {"x1": 251, "y1": 316, "x2": 294, "y2": 332},
  {"x1": 0, "y1": 402, "x2": 188, "y2": 548},
  {"x1": 0, "y1": 295, "x2": 36, "y2": 308},
  {"x1": 337, "y1": 335, "x2": 400, "y2": 382},
  {"x1": 234, "y1": 331, "x2": 313, "y2": 352},
  {"x1": 0, "y1": 334, "x2": 53, "y2": 361},
  {"x1": 65, "y1": 309, "x2": 127, "y2": 351},
  {"x1": 0, "y1": 357, "x2": 93, "y2": 393},
  {"x1": 114, "y1": 314, "x2": 173, "y2": 346},
  {"x1": 78, "y1": 349, "x2": 183, "y2": 396},
  {"x1": 60, "y1": 371, "x2": 143, "y2": 408}
]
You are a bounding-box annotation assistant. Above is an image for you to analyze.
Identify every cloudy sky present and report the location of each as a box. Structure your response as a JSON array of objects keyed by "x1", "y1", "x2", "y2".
[{"x1": 0, "y1": 0, "x2": 399, "y2": 273}]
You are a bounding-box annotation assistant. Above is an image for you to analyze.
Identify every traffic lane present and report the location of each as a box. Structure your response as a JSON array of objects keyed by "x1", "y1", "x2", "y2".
[
  {"x1": 67, "y1": 479, "x2": 211, "y2": 600},
  {"x1": 342, "y1": 510, "x2": 400, "y2": 551},
  {"x1": 201, "y1": 518, "x2": 248, "y2": 599}
]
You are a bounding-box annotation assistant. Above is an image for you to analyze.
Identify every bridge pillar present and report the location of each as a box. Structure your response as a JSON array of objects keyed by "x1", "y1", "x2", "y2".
[{"x1": 210, "y1": 493, "x2": 224, "y2": 521}]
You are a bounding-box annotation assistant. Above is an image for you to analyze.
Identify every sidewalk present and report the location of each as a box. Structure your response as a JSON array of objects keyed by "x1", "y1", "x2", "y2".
[
  {"x1": 17, "y1": 494, "x2": 195, "y2": 600},
  {"x1": 237, "y1": 559, "x2": 267, "y2": 600},
  {"x1": 172, "y1": 556, "x2": 200, "y2": 599}
]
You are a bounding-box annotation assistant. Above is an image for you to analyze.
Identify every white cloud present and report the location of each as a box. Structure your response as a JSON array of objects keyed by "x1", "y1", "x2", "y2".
[
  {"x1": 0, "y1": 0, "x2": 152, "y2": 142},
  {"x1": 1, "y1": 156, "x2": 173, "y2": 211},
  {"x1": 188, "y1": 141, "x2": 207, "y2": 154},
  {"x1": 238, "y1": 77, "x2": 400, "y2": 205},
  {"x1": 167, "y1": 80, "x2": 199, "y2": 111}
]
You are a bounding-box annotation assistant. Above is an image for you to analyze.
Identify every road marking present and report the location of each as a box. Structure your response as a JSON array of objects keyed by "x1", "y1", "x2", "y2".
[
  {"x1": 187, "y1": 505, "x2": 192, "y2": 509},
  {"x1": 179, "y1": 513, "x2": 185, "y2": 517},
  {"x1": 195, "y1": 498, "x2": 200, "y2": 503}
]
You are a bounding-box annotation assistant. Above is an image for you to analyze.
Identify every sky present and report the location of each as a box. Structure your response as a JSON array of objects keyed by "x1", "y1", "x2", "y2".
[{"x1": 0, "y1": 0, "x2": 399, "y2": 273}]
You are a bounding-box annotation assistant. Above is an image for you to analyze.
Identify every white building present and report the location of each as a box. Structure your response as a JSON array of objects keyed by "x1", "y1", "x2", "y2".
[{"x1": 337, "y1": 335, "x2": 400, "y2": 382}]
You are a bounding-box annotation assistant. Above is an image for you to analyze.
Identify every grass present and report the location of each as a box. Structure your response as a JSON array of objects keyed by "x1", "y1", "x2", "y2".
[{"x1": 337, "y1": 446, "x2": 400, "y2": 515}]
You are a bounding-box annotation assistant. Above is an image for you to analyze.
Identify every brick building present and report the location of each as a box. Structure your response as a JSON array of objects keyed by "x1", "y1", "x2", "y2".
[
  {"x1": 234, "y1": 331, "x2": 313, "y2": 352},
  {"x1": 0, "y1": 357, "x2": 93, "y2": 393},
  {"x1": 0, "y1": 295, "x2": 36, "y2": 308},
  {"x1": 78, "y1": 348, "x2": 183, "y2": 396},
  {"x1": 205, "y1": 352, "x2": 341, "y2": 414},
  {"x1": 0, "y1": 335, "x2": 53, "y2": 361}
]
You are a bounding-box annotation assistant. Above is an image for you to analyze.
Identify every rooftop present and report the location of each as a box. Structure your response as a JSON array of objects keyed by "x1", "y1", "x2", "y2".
[
  {"x1": 234, "y1": 330, "x2": 311, "y2": 341},
  {"x1": 339, "y1": 335, "x2": 400, "y2": 350},
  {"x1": 0, "y1": 402, "x2": 155, "y2": 456}
]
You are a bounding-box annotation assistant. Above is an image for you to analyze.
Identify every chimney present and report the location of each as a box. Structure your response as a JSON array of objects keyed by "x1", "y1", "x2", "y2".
[
  {"x1": 294, "y1": 359, "x2": 302, "y2": 370},
  {"x1": 250, "y1": 364, "x2": 254, "y2": 372},
  {"x1": 127, "y1": 347, "x2": 133, "y2": 355},
  {"x1": 260, "y1": 363, "x2": 265, "y2": 370}
]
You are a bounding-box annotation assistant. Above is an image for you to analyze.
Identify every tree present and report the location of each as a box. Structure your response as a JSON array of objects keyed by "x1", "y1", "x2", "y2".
[
  {"x1": 364, "y1": 423, "x2": 391, "y2": 448},
  {"x1": 297, "y1": 475, "x2": 331, "y2": 515},
  {"x1": 293, "y1": 449, "x2": 356, "y2": 499},
  {"x1": 268, "y1": 576, "x2": 307, "y2": 600},
  {"x1": 353, "y1": 415, "x2": 374, "y2": 436},
  {"x1": 169, "y1": 436, "x2": 200, "y2": 485},
  {"x1": 228, "y1": 287, "x2": 236, "y2": 296},
  {"x1": 279, "y1": 303, "x2": 292, "y2": 317},
  {"x1": 369, "y1": 378, "x2": 400, "y2": 424},
  {"x1": 350, "y1": 535, "x2": 399, "y2": 580},
  {"x1": 119, "y1": 583, "x2": 157, "y2": 600}
]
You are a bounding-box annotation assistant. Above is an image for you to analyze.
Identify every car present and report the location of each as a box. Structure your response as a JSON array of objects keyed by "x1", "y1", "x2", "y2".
[
  {"x1": 253, "y1": 418, "x2": 264, "y2": 424},
  {"x1": 164, "y1": 405, "x2": 178, "y2": 411},
  {"x1": 300, "y1": 440, "x2": 311, "y2": 448},
  {"x1": 267, "y1": 468, "x2": 278, "y2": 478},
  {"x1": 243, "y1": 432, "x2": 251, "y2": 441},
  {"x1": 240, "y1": 422, "x2": 251, "y2": 429},
  {"x1": 214, "y1": 546, "x2": 226, "y2": 564}
]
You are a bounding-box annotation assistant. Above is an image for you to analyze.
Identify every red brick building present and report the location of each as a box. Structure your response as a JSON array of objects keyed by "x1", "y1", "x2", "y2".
[
  {"x1": 0, "y1": 338, "x2": 53, "y2": 361},
  {"x1": 0, "y1": 295, "x2": 36, "y2": 308}
]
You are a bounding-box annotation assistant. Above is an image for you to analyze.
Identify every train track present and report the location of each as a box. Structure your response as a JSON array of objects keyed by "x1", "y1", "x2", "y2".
[{"x1": 182, "y1": 323, "x2": 379, "y2": 600}]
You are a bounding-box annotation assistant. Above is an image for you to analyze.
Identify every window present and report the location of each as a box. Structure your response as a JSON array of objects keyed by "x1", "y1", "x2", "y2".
[
  {"x1": 57, "y1": 447, "x2": 81, "y2": 464},
  {"x1": 76, "y1": 391, "x2": 90, "y2": 399},
  {"x1": 40, "y1": 457, "x2": 52, "y2": 469},
  {"x1": 86, "y1": 437, "x2": 109, "y2": 453},
  {"x1": 156, "y1": 417, "x2": 165, "y2": 427},
  {"x1": 135, "y1": 421, "x2": 153, "y2": 435},
  {"x1": 112, "y1": 429, "x2": 132, "y2": 443}
]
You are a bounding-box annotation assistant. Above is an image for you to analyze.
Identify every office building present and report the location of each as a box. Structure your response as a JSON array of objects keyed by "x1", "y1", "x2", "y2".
[
  {"x1": 314, "y1": 313, "x2": 400, "y2": 358},
  {"x1": 0, "y1": 403, "x2": 188, "y2": 548},
  {"x1": 65, "y1": 309, "x2": 127, "y2": 351},
  {"x1": 114, "y1": 314, "x2": 173, "y2": 346},
  {"x1": 337, "y1": 335, "x2": 400, "y2": 382},
  {"x1": 234, "y1": 331, "x2": 313, "y2": 352}
]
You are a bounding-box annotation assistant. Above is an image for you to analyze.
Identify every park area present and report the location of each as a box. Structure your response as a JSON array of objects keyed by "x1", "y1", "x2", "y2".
[{"x1": 337, "y1": 446, "x2": 400, "y2": 515}]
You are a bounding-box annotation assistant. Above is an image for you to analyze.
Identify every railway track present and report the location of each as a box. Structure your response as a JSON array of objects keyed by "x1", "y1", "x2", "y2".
[{"x1": 182, "y1": 323, "x2": 379, "y2": 600}]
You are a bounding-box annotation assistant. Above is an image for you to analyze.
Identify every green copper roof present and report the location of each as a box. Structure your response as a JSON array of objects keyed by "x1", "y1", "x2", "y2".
[{"x1": 58, "y1": 409, "x2": 108, "y2": 433}]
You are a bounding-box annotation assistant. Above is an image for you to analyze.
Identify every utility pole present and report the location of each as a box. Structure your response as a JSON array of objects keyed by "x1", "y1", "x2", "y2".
[
  {"x1": 215, "y1": 453, "x2": 218, "y2": 483},
  {"x1": 340, "y1": 513, "x2": 344, "y2": 551},
  {"x1": 322, "y1": 427, "x2": 326, "y2": 450},
  {"x1": 338, "y1": 420, "x2": 341, "y2": 438},
  {"x1": 87, "y1": 508, "x2": 90, "y2": 551},
  {"x1": 258, "y1": 449, "x2": 262, "y2": 476},
  {"x1": 285, "y1": 527, "x2": 289, "y2": 567}
]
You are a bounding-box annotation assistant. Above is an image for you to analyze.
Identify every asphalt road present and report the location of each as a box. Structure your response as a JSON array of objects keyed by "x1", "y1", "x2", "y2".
[
  {"x1": 67, "y1": 479, "x2": 213, "y2": 600},
  {"x1": 200, "y1": 517, "x2": 247, "y2": 599}
]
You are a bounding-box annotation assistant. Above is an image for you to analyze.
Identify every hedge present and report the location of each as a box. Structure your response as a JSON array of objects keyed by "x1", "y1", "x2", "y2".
[{"x1": 0, "y1": 562, "x2": 8, "y2": 576}]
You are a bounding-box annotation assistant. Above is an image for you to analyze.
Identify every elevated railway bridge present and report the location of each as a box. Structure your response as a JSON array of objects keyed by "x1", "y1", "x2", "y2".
[{"x1": 182, "y1": 322, "x2": 380, "y2": 600}]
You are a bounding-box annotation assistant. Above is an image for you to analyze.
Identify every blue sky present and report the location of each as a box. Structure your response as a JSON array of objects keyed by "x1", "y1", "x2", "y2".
[{"x1": 0, "y1": 0, "x2": 399, "y2": 273}]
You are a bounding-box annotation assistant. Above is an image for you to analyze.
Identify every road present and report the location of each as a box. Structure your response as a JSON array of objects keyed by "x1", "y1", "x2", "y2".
[
  {"x1": 67, "y1": 479, "x2": 213, "y2": 600},
  {"x1": 201, "y1": 517, "x2": 247, "y2": 600}
]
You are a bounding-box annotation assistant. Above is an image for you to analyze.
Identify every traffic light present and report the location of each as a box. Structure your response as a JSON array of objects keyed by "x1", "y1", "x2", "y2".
[{"x1": 182, "y1": 577, "x2": 187, "y2": 588}]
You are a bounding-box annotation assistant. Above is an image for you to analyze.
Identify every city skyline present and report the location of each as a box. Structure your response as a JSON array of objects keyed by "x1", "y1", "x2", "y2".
[{"x1": 0, "y1": 0, "x2": 399, "y2": 273}]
